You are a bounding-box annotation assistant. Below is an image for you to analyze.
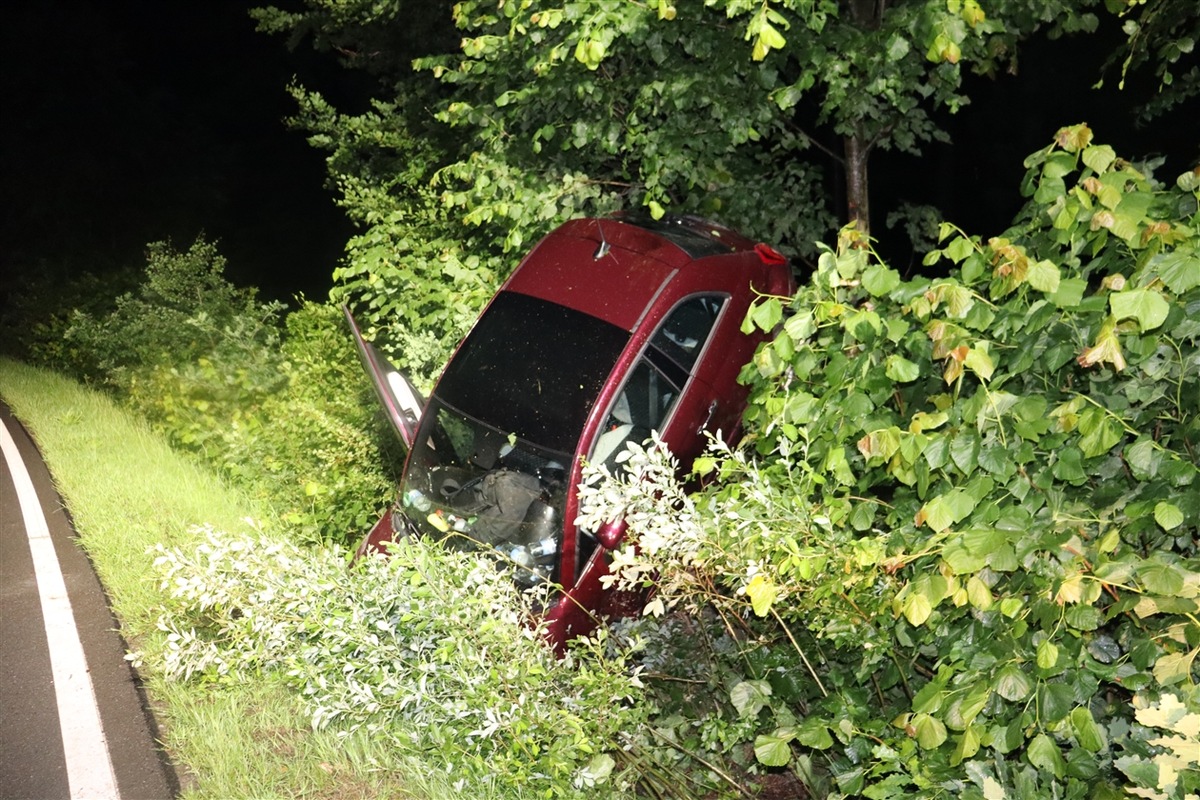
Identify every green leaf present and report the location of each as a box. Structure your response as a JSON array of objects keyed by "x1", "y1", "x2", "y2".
[
  {"x1": 754, "y1": 731, "x2": 793, "y2": 767},
  {"x1": 784, "y1": 311, "x2": 815, "y2": 341},
  {"x1": 1027, "y1": 733, "x2": 1066, "y2": 778},
  {"x1": 999, "y1": 597, "x2": 1024, "y2": 618},
  {"x1": 964, "y1": 346, "x2": 995, "y2": 380},
  {"x1": 1041, "y1": 683, "x2": 1075, "y2": 722},
  {"x1": 1037, "y1": 639, "x2": 1059, "y2": 670},
  {"x1": 862, "y1": 264, "x2": 901, "y2": 296},
  {"x1": 912, "y1": 713, "x2": 948, "y2": 749},
  {"x1": 885, "y1": 354, "x2": 920, "y2": 382},
  {"x1": 1026, "y1": 259, "x2": 1061, "y2": 293},
  {"x1": 1078, "y1": 414, "x2": 1123, "y2": 458},
  {"x1": 1070, "y1": 706, "x2": 1107, "y2": 752},
  {"x1": 950, "y1": 432, "x2": 981, "y2": 475},
  {"x1": 1125, "y1": 438, "x2": 1162, "y2": 480},
  {"x1": 955, "y1": 684, "x2": 991, "y2": 730},
  {"x1": 945, "y1": 236, "x2": 976, "y2": 263},
  {"x1": 747, "y1": 574, "x2": 776, "y2": 617},
  {"x1": 1110, "y1": 288, "x2": 1170, "y2": 331},
  {"x1": 795, "y1": 717, "x2": 834, "y2": 749},
  {"x1": 1155, "y1": 248, "x2": 1200, "y2": 292},
  {"x1": 966, "y1": 575, "x2": 994, "y2": 610},
  {"x1": 1052, "y1": 277, "x2": 1087, "y2": 307},
  {"x1": 1154, "y1": 501, "x2": 1184, "y2": 531},
  {"x1": 950, "y1": 725, "x2": 981, "y2": 765},
  {"x1": 995, "y1": 664, "x2": 1032, "y2": 701},
  {"x1": 902, "y1": 592, "x2": 934, "y2": 627},
  {"x1": 1052, "y1": 447, "x2": 1087, "y2": 482},
  {"x1": 918, "y1": 488, "x2": 977, "y2": 532},
  {"x1": 1116, "y1": 754, "x2": 1160, "y2": 788},
  {"x1": 731, "y1": 679, "x2": 773, "y2": 718},
  {"x1": 751, "y1": 298, "x2": 783, "y2": 332},
  {"x1": 1139, "y1": 562, "x2": 1186, "y2": 596},
  {"x1": 1082, "y1": 144, "x2": 1117, "y2": 173},
  {"x1": 1065, "y1": 604, "x2": 1100, "y2": 630}
]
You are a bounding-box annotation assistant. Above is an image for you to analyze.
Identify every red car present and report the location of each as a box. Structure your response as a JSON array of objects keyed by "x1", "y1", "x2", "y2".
[{"x1": 346, "y1": 214, "x2": 794, "y2": 649}]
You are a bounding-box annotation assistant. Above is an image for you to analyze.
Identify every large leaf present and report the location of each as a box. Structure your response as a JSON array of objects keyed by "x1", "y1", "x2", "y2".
[
  {"x1": 912, "y1": 713, "x2": 948, "y2": 749},
  {"x1": 1070, "y1": 707, "x2": 1107, "y2": 752},
  {"x1": 1155, "y1": 247, "x2": 1200, "y2": 293},
  {"x1": 746, "y1": 573, "x2": 777, "y2": 617},
  {"x1": 731, "y1": 680, "x2": 773, "y2": 719},
  {"x1": 917, "y1": 488, "x2": 977, "y2": 532},
  {"x1": 1027, "y1": 733, "x2": 1066, "y2": 778},
  {"x1": 795, "y1": 717, "x2": 834, "y2": 749},
  {"x1": 754, "y1": 730, "x2": 793, "y2": 767},
  {"x1": 994, "y1": 664, "x2": 1032, "y2": 702},
  {"x1": 1110, "y1": 288, "x2": 1170, "y2": 331}
]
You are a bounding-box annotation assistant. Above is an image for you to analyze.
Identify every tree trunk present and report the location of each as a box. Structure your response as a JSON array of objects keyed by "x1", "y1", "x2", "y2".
[
  {"x1": 844, "y1": 132, "x2": 870, "y2": 235},
  {"x1": 840, "y1": 0, "x2": 880, "y2": 236}
]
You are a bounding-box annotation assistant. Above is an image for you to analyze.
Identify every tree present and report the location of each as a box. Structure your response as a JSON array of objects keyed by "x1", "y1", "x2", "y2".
[
  {"x1": 1100, "y1": 0, "x2": 1200, "y2": 120},
  {"x1": 252, "y1": 0, "x2": 1195, "y2": 373}
]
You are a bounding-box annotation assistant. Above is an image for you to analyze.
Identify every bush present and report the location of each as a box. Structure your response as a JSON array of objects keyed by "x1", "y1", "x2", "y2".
[
  {"x1": 64, "y1": 237, "x2": 283, "y2": 392},
  {"x1": 216, "y1": 301, "x2": 401, "y2": 545},
  {"x1": 33, "y1": 237, "x2": 397, "y2": 547},
  {"x1": 143, "y1": 526, "x2": 649, "y2": 798},
  {"x1": 0, "y1": 260, "x2": 141, "y2": 368},
  {"x1": 579, "y1": 126, "x2": 1200, "y2": 797}
]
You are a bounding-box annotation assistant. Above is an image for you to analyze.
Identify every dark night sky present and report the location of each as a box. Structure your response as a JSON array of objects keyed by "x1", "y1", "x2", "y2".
[
  {"x1": 1, "y1": 1, "x2": 357, "y2": 303},
  {"x1": 2, "y1": 3, "x2": 1195, "y2": 303}
]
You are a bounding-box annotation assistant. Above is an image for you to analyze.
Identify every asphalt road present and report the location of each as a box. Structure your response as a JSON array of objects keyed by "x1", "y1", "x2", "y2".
[{"x1": 1, "y1": 402, "x2": 177, "y2": 800}]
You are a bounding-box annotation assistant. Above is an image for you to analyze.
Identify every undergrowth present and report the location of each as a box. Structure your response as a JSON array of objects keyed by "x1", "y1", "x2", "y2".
[{"x1": 577, "y1": 125, "x2": 1200, "y2": 798}]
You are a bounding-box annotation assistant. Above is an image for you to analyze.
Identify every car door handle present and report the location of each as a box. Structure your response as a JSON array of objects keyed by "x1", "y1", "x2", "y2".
[{"x1": 698, "y1": 400, "x2": 718, "y2": 435}]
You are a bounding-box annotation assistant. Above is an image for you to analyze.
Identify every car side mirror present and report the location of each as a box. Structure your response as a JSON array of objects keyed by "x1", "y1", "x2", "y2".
[{"x1": 595, "y1": 519, "x2": 628, "y2": 550}]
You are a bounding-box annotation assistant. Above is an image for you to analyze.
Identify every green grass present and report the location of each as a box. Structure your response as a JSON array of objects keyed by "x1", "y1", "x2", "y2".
[
  {"x1": 0, "y1": 358, "x2": 260, "y2": 633},
  {"x1": 0, "y1": 358, "x2": 474, "y2": 799}
]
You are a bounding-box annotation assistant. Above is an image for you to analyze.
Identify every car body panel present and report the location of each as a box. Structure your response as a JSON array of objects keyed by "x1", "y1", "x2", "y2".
[{"x1": 348, "y1": 214, "x2": 794, "y2": 650}]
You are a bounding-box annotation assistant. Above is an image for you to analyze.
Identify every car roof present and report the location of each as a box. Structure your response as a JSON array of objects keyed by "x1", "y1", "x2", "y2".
[{"x1": 501, "y1": 215, "x2": 761, "y2": 332}]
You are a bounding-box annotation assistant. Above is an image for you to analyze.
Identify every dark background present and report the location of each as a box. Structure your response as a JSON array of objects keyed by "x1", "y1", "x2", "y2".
[
  {"x1": 1, "y1": 1, "x2": 359, "y2": 303},
  {"x1": 2, "y1": 2, "x2": 1195, "y2": 303}
]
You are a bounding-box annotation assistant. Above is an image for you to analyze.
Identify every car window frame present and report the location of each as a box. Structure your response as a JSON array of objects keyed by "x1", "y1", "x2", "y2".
[{"x1": 574, "y1": 292, "x2": 730, "y2": 571}]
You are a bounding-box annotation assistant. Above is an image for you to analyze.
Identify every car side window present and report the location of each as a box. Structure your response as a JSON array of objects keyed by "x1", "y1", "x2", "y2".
[
  {"x1": 650, "y1": 294, "x2": 725, "y2": 372},
  {"x1": 591, "y1": 295, "x2": 727, "y2": 470},
  {"x1": 592, "y1": 359, "x2": 679, "y2": 469}
]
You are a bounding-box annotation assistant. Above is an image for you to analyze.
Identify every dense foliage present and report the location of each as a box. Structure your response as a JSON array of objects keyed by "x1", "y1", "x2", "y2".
[
  {"x1": 252, "y1": 0, "x2": 1196, "y2": 383},
  {"x1": 578, "y1": 126, "x2": 1199, "y2": 797},
  {"x1": 143, "y1": 526, "x2": 648, "y2": 798},
  {"x1": 13, "y1": 238, "x2": 397, "y2": 545},
  {"x1": 5, "y1": 0, "x2": 1195, "y2": 794}
]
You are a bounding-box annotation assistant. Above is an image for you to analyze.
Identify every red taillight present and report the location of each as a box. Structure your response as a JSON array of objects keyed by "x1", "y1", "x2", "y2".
[{"x1": 754, "y1": 243, "x2": 787, "y2": 265}]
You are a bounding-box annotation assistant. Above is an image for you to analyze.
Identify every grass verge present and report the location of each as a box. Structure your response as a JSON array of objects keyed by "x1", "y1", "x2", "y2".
[{"x1": 0, "y1": 358, "x2": 456, "y2": 799}]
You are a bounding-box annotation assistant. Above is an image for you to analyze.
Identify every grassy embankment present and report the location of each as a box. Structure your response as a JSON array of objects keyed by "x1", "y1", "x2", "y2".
[{"x1": 0, "y1": 357, "x2": 462, "y2": 799}]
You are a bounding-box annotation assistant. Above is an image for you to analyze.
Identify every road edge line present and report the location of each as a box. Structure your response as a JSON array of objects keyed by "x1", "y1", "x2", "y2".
[{"x1": 0, "y1": 417, "x2": 121, "y2": 800}]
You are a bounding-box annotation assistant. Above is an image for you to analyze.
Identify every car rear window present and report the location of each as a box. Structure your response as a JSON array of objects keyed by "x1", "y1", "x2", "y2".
[{"x1": 435, "y1": 291, "x2": 630, "y2": 455}]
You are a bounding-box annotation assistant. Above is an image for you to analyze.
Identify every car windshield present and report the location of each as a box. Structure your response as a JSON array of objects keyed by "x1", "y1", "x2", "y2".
[{"x1": 397, "y1": 291, "x2": 628, "y2": 587}]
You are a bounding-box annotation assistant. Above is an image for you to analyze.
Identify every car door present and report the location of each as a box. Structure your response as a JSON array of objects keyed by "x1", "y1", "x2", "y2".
[
  {"x1": 342, "y1": 306, "x2": 425, "y2": 450},
  {"x1": 541, "y1": 293, "x2": 729, "y2": 646}
]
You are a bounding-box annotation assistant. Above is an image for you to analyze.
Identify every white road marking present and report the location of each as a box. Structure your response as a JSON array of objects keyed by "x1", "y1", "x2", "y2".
[{"x1": 1, "y1": 417, "x2": 120, "y2": 800}]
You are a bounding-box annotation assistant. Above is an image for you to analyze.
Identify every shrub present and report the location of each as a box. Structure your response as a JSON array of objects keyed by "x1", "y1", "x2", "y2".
[
  {"x1": 579, "y1": 126, "x2": 1200, "y2": 797},
  {"x1": 216, "y1": 301, "x2": 401, "y2": 545},
  {"x1": 0, "y1": 260, "x2": 141, "y2": 368},
  {"x1": 43, "y1": 238, "x2": 396, "y2": 547},
  {"x1": 143, "y1": 526, "x2": 649, "y2": 798},
  {"x1": 64, "y1": 237, "x2": 283, "y2": 392}
]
